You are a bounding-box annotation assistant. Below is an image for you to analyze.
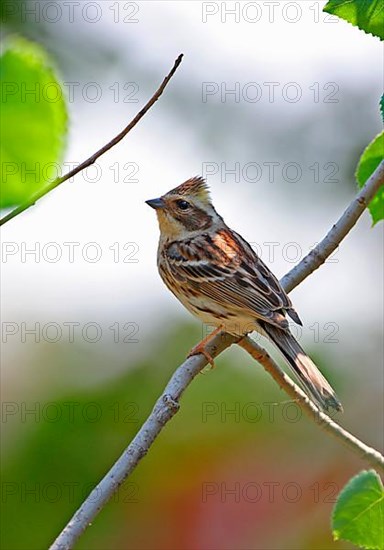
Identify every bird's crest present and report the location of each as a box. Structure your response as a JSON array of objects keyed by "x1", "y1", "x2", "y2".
[{"x1": 167, "y1": 176, "x2": 211, "y2": 204}]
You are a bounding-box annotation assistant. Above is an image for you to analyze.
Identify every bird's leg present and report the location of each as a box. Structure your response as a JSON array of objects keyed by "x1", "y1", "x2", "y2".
[{"x1": 187, "y1": 325, "x2": 224, "y2": 369}]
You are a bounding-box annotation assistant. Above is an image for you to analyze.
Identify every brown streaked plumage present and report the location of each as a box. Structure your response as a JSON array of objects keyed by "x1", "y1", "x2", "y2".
[{"x1": 146, "y1": 176, "x2": 342, "y2": 413}]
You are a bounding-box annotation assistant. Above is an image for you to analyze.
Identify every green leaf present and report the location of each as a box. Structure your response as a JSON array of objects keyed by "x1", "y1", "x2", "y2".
[
  {"x1": 323, "y1": 0, "x2": 384, "y2": 40},
  {"x1": 356, "y1": 132, "x2": 384, "y2": 225},
  {"x1": 0, "y1": 37, "x2": 67, "y2": 208},
  {"x1": 332, "y1": 470, "x2": 384, "y2": 549}
]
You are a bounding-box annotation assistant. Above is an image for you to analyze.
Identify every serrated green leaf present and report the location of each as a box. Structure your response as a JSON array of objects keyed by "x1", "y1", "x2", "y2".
[
  {"x1": 356, "y1": 132, "x2": 384, "y2": 225},
  {"x1": 332, "y1": 470, "x2": 384, "y2": 549},
  {"x1": 0, "y1": 36, "x2": 67, "y2": 208},
  {"x1": 323, "y1": 0, "x2": 384, "y2": 40}
]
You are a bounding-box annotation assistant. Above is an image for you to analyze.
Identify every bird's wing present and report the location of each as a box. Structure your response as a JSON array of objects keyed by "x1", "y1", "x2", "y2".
[{"x1": 163, "y1": 228, "x2": 301, "y2": 329}]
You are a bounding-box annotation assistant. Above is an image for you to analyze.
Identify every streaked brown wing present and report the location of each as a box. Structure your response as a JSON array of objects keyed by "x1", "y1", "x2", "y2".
[{"x1": 164, "y1": 228, "x2": 301, "y2": 329}]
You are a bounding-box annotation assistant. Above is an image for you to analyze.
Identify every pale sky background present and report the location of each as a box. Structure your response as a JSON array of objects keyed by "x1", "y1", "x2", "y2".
[{"x1": 1, "y1": 1, "x2": 383, "y2": 399}]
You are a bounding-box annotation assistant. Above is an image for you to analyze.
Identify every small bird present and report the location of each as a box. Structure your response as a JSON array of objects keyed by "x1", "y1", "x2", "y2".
[{"x1": 146, "y1": 176, "x2": 342, "y2": 413}]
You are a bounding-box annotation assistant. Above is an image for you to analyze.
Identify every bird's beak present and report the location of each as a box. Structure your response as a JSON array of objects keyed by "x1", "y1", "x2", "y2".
[{"x1": 145, "y1": 197, "x2": 165, "y2": 210}]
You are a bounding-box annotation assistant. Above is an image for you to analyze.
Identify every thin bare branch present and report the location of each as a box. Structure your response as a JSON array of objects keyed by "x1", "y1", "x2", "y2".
[
  {"x1": 50, "y1": 161, "x2": 384, "y2": 549},
  {"x1": 281, "y1": 160, "x2": 384, "y2": 293},
  {"x1": 238, "y1": 336, "x2": 384, "y2": 472},
  {"x1": 0, "y1": 54, "x2": 184, "y2": 227}
]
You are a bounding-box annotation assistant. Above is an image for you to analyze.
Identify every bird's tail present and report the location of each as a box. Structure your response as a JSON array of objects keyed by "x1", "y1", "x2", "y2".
[{"x1": 260, "y1": 322, "x2": 343, "y2": 414}]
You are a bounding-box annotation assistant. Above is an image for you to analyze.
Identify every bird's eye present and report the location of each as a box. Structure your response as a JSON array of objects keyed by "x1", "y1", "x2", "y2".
[{"x1": 176, "y1": 199, "x2": 190, "y2": 211}]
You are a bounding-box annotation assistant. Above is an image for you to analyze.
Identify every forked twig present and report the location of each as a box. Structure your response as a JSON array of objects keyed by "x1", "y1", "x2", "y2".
[{"x1": 50, "y1": 161, "x2": 384, "y2": 549}]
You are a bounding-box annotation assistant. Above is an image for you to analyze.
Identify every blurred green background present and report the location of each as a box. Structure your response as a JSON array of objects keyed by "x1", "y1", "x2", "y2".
[{"x1": 1, "y1": 1, "x2": 383, "y2": 549}]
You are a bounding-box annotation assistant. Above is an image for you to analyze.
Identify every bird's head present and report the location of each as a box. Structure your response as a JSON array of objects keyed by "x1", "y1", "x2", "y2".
[{"x1": 146, "y1": 177, "x2": 222, "y2": 239}]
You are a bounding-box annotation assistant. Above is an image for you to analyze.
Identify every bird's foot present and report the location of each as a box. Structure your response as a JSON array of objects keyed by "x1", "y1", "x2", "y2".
[
  {"x1": 187, "y1": 325, "x2": 224, "y2": 370},
  {"x1": 187, "y1": 342, "x2": 216, "y2": 368}
]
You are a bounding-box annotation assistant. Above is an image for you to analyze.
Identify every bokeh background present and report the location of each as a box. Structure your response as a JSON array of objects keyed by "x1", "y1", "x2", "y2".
[{"x1": 1, "y1": 1, "x2": 383, "y2": 549}]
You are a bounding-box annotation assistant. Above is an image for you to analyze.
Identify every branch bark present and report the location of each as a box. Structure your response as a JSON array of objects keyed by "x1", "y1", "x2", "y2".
[
  {"x1": 238, "y1": 336, "x2": 384, "y2": 471},
  {"x1": 50, "y1": 333, "x2": 238, "y2": 550},
  {"x1": 281, "y1": 159, "x2": 384, "y2": 293},
  {"x1": 50, "y1": 159, "x2": 384, "y2": 550},
  {"x1": 0, "y1": 54, "x2": 183, "y2": 227}
]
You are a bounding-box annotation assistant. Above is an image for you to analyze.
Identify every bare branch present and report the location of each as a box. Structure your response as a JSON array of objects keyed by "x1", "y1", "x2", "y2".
[
  {"x1": 281, "y1": 160, "x2": 384, "y2": 293},
  {"x1": 0, "y1": 54, "x2": 184, "y2": 227},
  {"x1": 238, "y1": 336, "x2": 384, "y2": 472},
  {"x1": 50, "y1": 161, "x2": 384, "y2": 549},
  {"x1": 49, "y1": 332, "x2": 238, "y2": 550}
]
